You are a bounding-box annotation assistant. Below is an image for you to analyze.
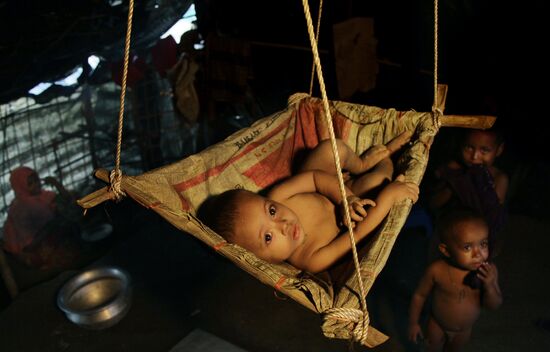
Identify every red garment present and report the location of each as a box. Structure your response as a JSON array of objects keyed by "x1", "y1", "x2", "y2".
[
  {"x1": 151, "y1": 36, "x2": 178, "y2": 77},
  {"x1": 110, "y1": 54, "x2": 148, "y2": 87},
  {"x1": 3, "y1": 166, "x2": 56, "y2": 254}
]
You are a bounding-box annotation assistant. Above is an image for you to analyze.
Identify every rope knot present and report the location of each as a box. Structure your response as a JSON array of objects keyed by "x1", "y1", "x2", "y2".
[
  {"x1": 323, "y1": 307, "x2": 370, "y2": 344},
  {"x1": 431, "y1": 106, "x2": 443, "y2": 131},
  {"x1": 109, "y1": 169, "x2": 126, "y2": 201}
]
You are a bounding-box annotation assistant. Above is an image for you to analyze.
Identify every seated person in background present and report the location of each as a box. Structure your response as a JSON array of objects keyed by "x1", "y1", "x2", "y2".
[
  {"x1": 428, "y1": 127, "x2": 508, "y2": 256},
  {"x1": 2, "y1": 166, "x2": 82, "y2": 270},
  {"x1": 408, "y1": 207, "x2": 503, "y2": 352},
  {"x1": 199, "y1": 132, "x2": 419, "y2": 273}
]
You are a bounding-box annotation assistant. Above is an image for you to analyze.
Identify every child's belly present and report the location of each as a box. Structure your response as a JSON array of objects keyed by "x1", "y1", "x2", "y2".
[{"x1": 431, "y1": 290, "x2": 481, "y2": 331}]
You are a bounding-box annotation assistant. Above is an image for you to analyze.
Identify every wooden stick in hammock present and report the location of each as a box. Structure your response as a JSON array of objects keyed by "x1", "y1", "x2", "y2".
[{"x1": 77, "y1": 169, "x2": 116, "y2": 208}]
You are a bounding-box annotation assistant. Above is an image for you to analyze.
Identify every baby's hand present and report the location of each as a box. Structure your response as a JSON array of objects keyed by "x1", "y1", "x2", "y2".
[
  {"x1": 477, "y1": 261, "x2": 498, "y2": 285},
  {"x1": 340, "y1": 195, "x2": 376, "y2": 228},
  {"x1": 408, "y1": 322, "x2": 424, "y2": 343},
  {"x1": 386, "y1": 174, "x2": 419, "y2": 203},
  {"x1": 342, "y1": 171, "x2": 351, "y2": 182}
]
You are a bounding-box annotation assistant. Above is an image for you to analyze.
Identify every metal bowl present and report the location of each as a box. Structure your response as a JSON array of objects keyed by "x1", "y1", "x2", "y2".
[{"x1": 57, "y1": 266, "x2": 132, "y2": 329}]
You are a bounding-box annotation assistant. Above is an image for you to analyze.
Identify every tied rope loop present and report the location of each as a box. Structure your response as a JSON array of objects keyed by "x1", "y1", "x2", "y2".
[
  {"x1": 110, "y1": 0, "x2": 133, "y2": 200},
  {"x1": 431, "y1": 107, "x2": 443, "y2": 132},
  {"x1": 324, "y1": 307, "x2": 370, "y2": 344},
  {"x1": 302, "y1": 0, "x2": 369, "y2": 343},
  {"x1": 109, "y1": 169, "x2": 126, "y2": 201},
  {"x1": 431, "y1": 0, "x2": 442, "y2": 133}
]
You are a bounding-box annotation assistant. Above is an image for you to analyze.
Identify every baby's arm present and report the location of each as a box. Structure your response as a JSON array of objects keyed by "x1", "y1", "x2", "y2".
[
  {"x1": 311, "y1": 170, "x2": 378, "y2": 224},
  {"x1": 477, "y1": 262, "x2": 503, "y2": 309},
  {"x1": 301, "y1": 175, "x2": 419, "y2": 272},
  {"x1": 408, "y1": 262, "x2": 437, "y2": 343},
  {"x1": 339, "y1": 195, "x2": 375, "y2": 227},
  {"x1": 350, "y1": 174, "x2": 418, "y2": 236},
  {"x1": 272, "y1": 170, "x2": 376, "y2": 223}
]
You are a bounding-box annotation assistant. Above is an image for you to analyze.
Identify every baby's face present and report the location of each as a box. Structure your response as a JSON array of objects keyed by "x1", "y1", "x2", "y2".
[
  {"x1": 233, "y1": 191, "x2": 305, "y2": 264},
  {"x1": 461, "y1": 130, "x2": 502, "y2": 168},
  {"x1": 442, "y1": 219, "x2": 489, "y2": 271}
]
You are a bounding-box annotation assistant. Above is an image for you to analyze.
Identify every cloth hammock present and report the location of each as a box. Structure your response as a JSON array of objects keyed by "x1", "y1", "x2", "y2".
[{"x1": 79, "y1": 92, "x2": 438, "y2": 347}]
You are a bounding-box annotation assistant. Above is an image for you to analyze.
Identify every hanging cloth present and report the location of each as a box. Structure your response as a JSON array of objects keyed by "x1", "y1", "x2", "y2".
[{"x1": 79, "y1": 93, "x2": 438, "y2": 347}]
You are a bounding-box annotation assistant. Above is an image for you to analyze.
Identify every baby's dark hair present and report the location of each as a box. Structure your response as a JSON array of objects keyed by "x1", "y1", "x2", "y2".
[
  {"x1": 436, "y1": 207, "x2": 487, "y2": 245},
  {"x1": 197, "y1": 188, "x2": 249, "y2": 243},
  {"x1": 463, "y1": 125, "x2": 505, "y2": 146}
]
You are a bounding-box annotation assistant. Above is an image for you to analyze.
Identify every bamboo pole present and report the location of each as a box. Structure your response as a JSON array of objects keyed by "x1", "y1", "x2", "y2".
[{"x1": 440, "y1": 115, "x2": 496, "y2": 129}]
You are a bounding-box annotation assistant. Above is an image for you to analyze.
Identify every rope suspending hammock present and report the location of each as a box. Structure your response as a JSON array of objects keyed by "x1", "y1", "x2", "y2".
[{"x1": 78, "y1": 0, "x2": 495, "y2": 348}]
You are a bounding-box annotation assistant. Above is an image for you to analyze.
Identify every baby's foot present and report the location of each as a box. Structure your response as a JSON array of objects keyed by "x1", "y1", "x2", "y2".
[{"x1": 386, "y1": 130, "x2": 413, "y2": 154}]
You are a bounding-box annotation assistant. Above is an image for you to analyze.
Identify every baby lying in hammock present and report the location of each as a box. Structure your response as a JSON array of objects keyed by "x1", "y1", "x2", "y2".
[{"x1": 200, "y1": 132, "x2": 419, "y2": 273}]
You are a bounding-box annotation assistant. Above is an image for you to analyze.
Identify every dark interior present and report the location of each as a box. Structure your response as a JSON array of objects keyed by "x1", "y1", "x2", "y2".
[{"x1": 1, "y1": 1, "x2": 549, "y2": 351}]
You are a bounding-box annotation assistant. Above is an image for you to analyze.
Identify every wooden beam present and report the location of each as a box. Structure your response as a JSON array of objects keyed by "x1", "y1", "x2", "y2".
[
  {"x1": 76, "y1": 185, "x2": 114, "y2": 209},
  {"x1": 76, "y1": 169, "x2": 113, "y2": 209},
  {"x1": 435, "y1": 84, "x2": 448, "y2": 112},
  {"x1": 434, "y1": 84, "x2": 496, "y2": 129},
  {"x1": 95, "y1": 168, "x2": 110, "y2": 183},
  {"x1": 440, "y1": 115, "x2": 496, "y2": 129}
]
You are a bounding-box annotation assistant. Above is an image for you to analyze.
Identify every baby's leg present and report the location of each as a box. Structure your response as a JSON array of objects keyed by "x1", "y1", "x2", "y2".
[
  {"x1": 386, "y1": 130, "x2": 413, "y2": 154},
  {"x1": 425, "y1": 316, "x2": 446, "y2": 352},
  {"x1": 357, "y1": 145, "x2": 390, "y2": 172},
  {"x1": 347, "y1": 157, "x2": 393, "y2": 197},
  {"x1": 445, "y1": 328, "x2": 471, "y2": 352},
  {"x1": 299, "y1": 139, "x2": 366, "y2": 174},
  {"x1": 358, "y1": 130, "x2": 413, "y2": 170},
  {"x1": 300, "y1": 131, "x2": 412, "y2": 176}
]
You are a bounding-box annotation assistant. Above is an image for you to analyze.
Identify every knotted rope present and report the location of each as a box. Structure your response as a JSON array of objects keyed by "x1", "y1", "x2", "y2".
[
  {"x1": 301, "y1": 0, "x2": 369, "y2": 344},
  {"x1": 308, "y1": 0, "x2": 323, "y2": 96},
  {"x1": 302, "y1": 0, "x2": 443, "y2": 345},
  {"x1": 109, "y1": 0, "x2": 135, "y2": 200},
  {"x1": 324, "y1": 307, "x2": 370, "y2": 344},
  {"x1": 431, "y1": 0, "x2": 442, "y2": 131}
]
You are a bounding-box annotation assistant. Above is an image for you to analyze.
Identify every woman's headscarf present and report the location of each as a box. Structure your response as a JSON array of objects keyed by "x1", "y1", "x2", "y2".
[{"x1": 3, "y1": 166, "x2": 56, "y2": 253}]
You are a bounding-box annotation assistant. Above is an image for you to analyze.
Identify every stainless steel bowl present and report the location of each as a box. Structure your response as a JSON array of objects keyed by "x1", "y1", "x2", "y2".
[{"x1": 57, "y1": 266, "x2": 132, "y2": 329}]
